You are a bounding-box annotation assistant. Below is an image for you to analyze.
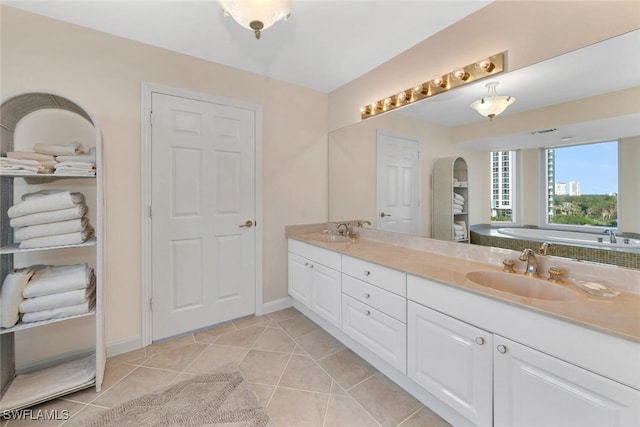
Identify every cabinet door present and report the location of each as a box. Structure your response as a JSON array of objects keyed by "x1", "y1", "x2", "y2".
[
  {"x1": 407, "y1": 302, "x2": 492, "y2": 427},
  {"x1": 310, "y1": 263, "x2": 342, "y2": 329},
  {"x1": 342, "y1": 294, "x2": 407, "y2": 373},
  {"x1": 288, "y1": 252, "x2": 311, "y2": 305},
  {"x1": 494, "y1": 336, "x2": 640, "y2": 427}
]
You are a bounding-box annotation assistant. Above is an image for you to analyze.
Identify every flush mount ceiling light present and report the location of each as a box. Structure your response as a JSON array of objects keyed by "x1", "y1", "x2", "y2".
[
  {"x1": 361, "y1": 52, "x2": 506, "y2": 120},
  {"x1": 470, "y1": 82, "x2": 515, "y2": 121},
  {"x1": 219, "y1": 0, "x2": 292, "y2": 39}
]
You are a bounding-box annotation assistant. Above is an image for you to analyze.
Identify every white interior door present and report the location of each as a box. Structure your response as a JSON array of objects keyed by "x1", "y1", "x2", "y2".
[
  {"x1": 376, "y1": 131, "x2": 421, "y2": 235},
  {"x1": 151, "y1": 93, "x2": 256, "y2": 341}
]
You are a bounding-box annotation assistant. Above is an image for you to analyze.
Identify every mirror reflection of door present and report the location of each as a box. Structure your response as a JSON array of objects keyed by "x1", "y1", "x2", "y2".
[{"x1": 376, "y1": 130, "x2": 421, "y2": 235}]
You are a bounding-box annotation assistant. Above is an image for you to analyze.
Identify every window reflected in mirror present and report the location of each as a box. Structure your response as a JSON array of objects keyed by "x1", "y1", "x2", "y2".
[
  {"x1": 545, "y1": 140, "x2": 618, "y2": 228},
  {"x1": 491, "y1": 150, "x2": 516, "y2": 223}
]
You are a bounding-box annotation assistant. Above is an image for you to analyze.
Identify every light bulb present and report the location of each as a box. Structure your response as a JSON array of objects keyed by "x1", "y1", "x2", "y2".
[
  {"x1": 453, "y1": 68, "x2": 470, "y2": 81},
  {"x1": 478, "y1": 59, "x2": 495, "y2": 73}
]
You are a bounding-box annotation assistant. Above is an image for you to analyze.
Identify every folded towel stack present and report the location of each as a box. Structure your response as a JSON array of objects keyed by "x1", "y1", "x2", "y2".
[
  {"x1": 0, "y1": 264, "x2": 96, "y2": 327},
  {"x1": 453, "y1": 192, "x2": 465, "y2": 214},
  {"x1": 19, "y1": 264, "x2": 96, "y2": 323},
  {"x1": 55, "y1": 147, "x2": 96, "y2": 176},
  {"x1": 0, "y1": 157, "x2": 55, "y2": 174},
  {"x1": 7, "y1": 190, "x2": 94, "y2": 249},
  {"x1": 1, "y1": 144, "x2": 96, "y2": 176},
  {"x1": 454, "y1": 221, "x2": 467, "y2": 241}
]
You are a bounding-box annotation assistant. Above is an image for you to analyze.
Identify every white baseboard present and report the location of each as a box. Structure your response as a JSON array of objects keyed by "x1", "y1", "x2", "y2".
[
  {"x1": 262, "y1": 296, "x2": 293, "y2": 314},
  {"x1": 106, "y1": 336, "x2": 142, "y2": 357}
]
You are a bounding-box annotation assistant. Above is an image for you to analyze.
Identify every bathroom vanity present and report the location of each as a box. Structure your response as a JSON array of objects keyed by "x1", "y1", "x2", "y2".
[{"x1": 287, "y1": 228, "x2": 640, "y2": 427}]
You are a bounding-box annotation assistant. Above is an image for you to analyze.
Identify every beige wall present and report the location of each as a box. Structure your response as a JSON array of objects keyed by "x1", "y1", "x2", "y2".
[
  {"x1": 329, "y1": 0, "x2": 640, "y2": 131},
  {"x1": 1, "y1": 6, "x2": 328, "y2": 352}
]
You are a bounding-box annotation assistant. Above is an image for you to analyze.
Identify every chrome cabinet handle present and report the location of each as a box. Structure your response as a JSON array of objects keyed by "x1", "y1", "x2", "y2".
[
  {"x1": 364, "y1": 293, "x2": 371, "y2": 299},
  {"x1": 475, "y1": 337, "x2": 485, "y2": 345},
  {"x1": 364, "y1": 270, "x2": 371, "y2": 276},
  {"x1": 497, "y1": 345, "x2": 507, "y2": 354},
  {"x1": 365, "y1": 310, "x2": 371, "y2": 316},
  {"x1": 379, "y1": 212, "x2": 391, "y2": 217},
  {"x1": 239, "y1": 220, "x2": 254, "y2": 228}
]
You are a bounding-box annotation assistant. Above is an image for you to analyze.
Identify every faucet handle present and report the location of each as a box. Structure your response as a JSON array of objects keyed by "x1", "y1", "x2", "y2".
[
  {"x1": 502, "y1": 259, "x2": 516, "y2": 273},
  {"x1": 548, "y1": 267, "x2": 564, "y2": 283}
]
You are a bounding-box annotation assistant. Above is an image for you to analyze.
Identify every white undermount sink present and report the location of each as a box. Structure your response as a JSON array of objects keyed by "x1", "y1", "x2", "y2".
[{"x1": 465, "y1": 271, "x2": 577, "y2": 301}]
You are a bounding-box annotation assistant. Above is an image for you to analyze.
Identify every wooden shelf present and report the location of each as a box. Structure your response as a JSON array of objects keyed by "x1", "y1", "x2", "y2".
[
  {"x1": 0, "y1": 238, "x2": 97, "y2": 255},
  {"x1": 0, "y1": 310, "x2": 95, "y2": 335},
  {"x1": 0, "y1": 354, "x2": 96, "y2": 412}
]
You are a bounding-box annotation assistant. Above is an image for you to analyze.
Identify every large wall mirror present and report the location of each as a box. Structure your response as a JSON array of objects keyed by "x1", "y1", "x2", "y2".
[{"x1": 329, "y1": 30, "x2": 640, "y2": 261}]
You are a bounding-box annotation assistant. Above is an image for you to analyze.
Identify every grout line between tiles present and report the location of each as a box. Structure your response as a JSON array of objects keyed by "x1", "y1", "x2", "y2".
[{"x1": 396, "y1": 405, "x2": 424, "y2": 427}]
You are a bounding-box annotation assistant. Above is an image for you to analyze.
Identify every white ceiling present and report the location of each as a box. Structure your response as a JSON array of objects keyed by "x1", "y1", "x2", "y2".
[{"x1": 4, "y1": 0, "x2": 492, "y2": 93}]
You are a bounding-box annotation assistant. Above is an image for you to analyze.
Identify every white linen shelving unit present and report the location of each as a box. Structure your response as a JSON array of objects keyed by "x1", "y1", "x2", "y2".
[
  {"x1": 432, "y1": 156, "x2": 469, "y2": 243},
  {"x1": 0, "y1": 91, "x2": 104, "y2": 411}
]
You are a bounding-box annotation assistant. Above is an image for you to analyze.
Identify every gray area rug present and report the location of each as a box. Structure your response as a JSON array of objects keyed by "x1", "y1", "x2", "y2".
[{"x1": 85, "y1": 366, "x2": 274, "y2": 427}]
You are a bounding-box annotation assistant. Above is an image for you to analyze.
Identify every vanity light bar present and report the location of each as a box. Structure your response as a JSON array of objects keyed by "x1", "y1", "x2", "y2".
[{"x1": 360, "y1": 52, "x2": 506, "y2": 120}]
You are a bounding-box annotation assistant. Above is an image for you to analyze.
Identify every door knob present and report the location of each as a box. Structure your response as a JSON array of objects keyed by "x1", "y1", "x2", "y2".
[
  {"x1": 239, "y1": 220, "x2": 254, "y2": 228},
  {"x1": 379, "y1": 212, "x2": 391, "y2": 217}
]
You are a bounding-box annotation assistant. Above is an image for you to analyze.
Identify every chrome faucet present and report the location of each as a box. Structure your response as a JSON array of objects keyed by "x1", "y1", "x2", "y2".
[
  {"x1": 602, "y1": 229, "x2": 617, "y2": 244},
  {"x1": 519, "y1": 248, "x2": 539, "y2": 277},
  {"x1": 336, "y1": 222, "x2": 352, "y2": 237},
  {"x1": 539, "y1": 242, "x2": 552, "y2": 255},
  {"x1": 357, "y1": 220, "x2": 372, "y2": 227}
]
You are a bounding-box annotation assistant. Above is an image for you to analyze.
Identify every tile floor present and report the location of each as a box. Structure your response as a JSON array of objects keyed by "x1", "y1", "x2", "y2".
[{"x1": 2, "y1": 308, "x2": 451, "y2": 427}]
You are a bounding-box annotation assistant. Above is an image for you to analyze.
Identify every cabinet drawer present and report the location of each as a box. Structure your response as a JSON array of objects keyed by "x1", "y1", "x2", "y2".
[
  {"x1": 342, "y1": 274, "x2": 406, "y2": 322},
  {"x1": 288, "y1": 239, "x2": 341, "y2": 270},
  {"x1": 342, "y1": 255, "x2": 406, "y2": 296},
  {"x1": 342, "y1": 294, "x2": 407, "y2": 373}
]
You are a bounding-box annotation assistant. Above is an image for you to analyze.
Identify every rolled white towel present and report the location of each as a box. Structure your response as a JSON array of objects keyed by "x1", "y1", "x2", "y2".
[
  {"x1": 21, "y1": 300, "x2": 95, "y2": 323},
  {"x1": 454, "y1": 193, "x2": 465, "y2": 202},
  {"x1": 9, "y1": 204, "x2": 88, "y2": 227},
  {"x1": 19, "y1": 285, "x2": 95, "y2": 313},
  {"x1": 453, "y1": 206, "x2": 463, "y2": 213},
  {"x1": 453, "y1": 224, "x2": 465, "y2": 231},
  {"x1": 33, "y1": 142, "x2": 84, "y2": 156},
  {"x1": 7, "y1": 151, "x2": 56, "y2": 162},
  {"x1": 56, "y1": 147, "x2": 96, "y2": 163},
  {"x1": 1, "y1": 270, "x2": 35, "y2": 328},
  {"x1": 15, "y1": 217, "x2": 89, "y2": 241},
  {"x1": 18, "y1": 226, "x2": 94, "y2": 249},
  {"x1": 453, "y1": 199, "x2": 464, "y2": 206},
  {"x1": 8, "y1": 191, "x2": 85, "y2": 218},
  {"x1": 23, "y1": 264, "x2": 94, "y2": 298}
]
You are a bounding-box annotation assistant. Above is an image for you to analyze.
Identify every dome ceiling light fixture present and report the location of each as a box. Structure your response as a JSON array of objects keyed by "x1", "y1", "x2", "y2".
[
  {"x1": 219, "y1": 0, "x2": 292, "y2": 40},
  {"x1": 471, "y1": 81, "x2": 515, "y2": 121}
]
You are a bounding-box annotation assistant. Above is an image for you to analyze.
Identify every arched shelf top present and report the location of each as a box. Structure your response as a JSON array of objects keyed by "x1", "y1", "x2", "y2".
[{"x1": 1, "y1": 91, "x2": 98, "y2": 132}]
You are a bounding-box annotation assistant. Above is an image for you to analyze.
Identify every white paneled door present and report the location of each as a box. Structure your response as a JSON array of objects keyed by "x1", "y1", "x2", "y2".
[
  {"x1": 376, "y1": 131, "x2": 421, "y2": 235},
  {"x1": 151, "y1": 93, "x2": 256, "y2": 341}
]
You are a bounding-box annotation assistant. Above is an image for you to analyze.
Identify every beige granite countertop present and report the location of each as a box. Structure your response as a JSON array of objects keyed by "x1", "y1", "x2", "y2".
[{"x1": 290, "y1": 232, "x2": 640, "y2": 343}]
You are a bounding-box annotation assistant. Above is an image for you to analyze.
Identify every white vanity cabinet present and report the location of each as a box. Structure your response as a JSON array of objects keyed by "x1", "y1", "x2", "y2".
[
  {"x1": 341, "y1": 255, "x2": 407, "y2": 373},
  {"x1": 408, "y1": 274, "x2": 640, "y2": 427},
  {"x1": 494, "y1": 335, "x2": 640, "y2": 427},
  {"x1": 288, "y1": 240, "x2": 341, "y2": 328},
  {"x1": 407, "y1": 302, "x2": 493, "y2": 426}
]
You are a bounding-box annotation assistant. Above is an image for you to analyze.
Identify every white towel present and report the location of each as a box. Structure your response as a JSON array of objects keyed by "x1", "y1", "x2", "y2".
[
  {"x1": 18, "y1": 227, "x2": 93, "y2": 249},
  {"x1": 453, "y1": 193, "x2": 464, "y2": 202},
  {"x1": 21, "y1": 189, "x2": 67, "y2": 201},
  {"x1": 0, "y1": 270, "x2": 35, "y2": 328},
  {"x1": 21, "y1": 300, "x2": 95, "y2": 323},
  {"x1": 453, "y1": 199, "x2": 464, "y2": 206},
  {"x1": 55, "y1": 169, "x2": 96, "y2": 176},
  {"x1": 54, "y1": 161, "x2": 95, "y2": 170},
  {"x1": 56, "y1": 147, "x2": 96, "y2": 163},
  {"x1": 33, "y1": 142, "x2": 84, "y2": 156},
  {"x1": 7, "y1": 151, "x2": 56, "y2": 162},
  {"x1": 453, "y1": 206, "x2": 463, "y2": 213},
  {"x1": 19, "y1": 285, "x2": 95, "y2": 313},
  {"x1": 453, "y1": 224, "x2": 465, "y2": 232},
  {"x1": 0, "y1": 159, "x2": 44, "y2": 173},
  {"x1": 8, "y1": 191, "x2": 85, "y2": 218},
  {"x1": 9, "y1": 204, "x2": 88, "y2": 227},
  {"x1": 1, "y1": 157, "x2": 41, "y2": 166},
  {"x1": 15, "y1": 218, "x2": 89, "y2": 241},
  {"x1": 23, "y1": 264, "x2": 94, "y2": 298}
]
